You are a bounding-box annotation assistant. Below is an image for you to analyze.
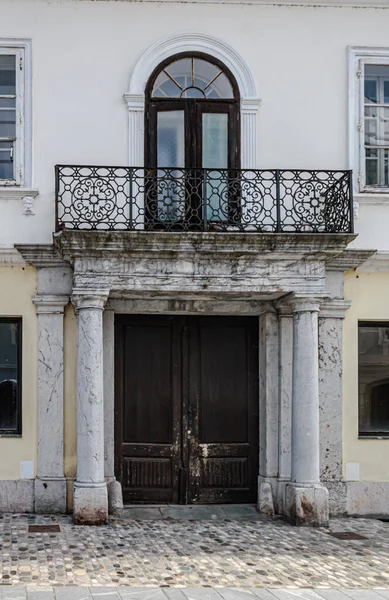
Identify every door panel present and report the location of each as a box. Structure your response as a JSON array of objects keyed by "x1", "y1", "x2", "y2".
[
  {"x1": 187, "y1": 317, "x2": 258, "y2": 504},
  {"x1": 115, "y1": 315, "x2": 258, "y2": 505},
  {"x1": 115, "y1": 315, "x2": 181, "y2": 503}
]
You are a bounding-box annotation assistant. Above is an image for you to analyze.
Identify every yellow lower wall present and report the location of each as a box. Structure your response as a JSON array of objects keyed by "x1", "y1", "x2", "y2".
[
  {"x1": 344, "y1": 270, "x2": 389, "y2": 481},
  {"x1": 0, "y1": 266, "x2": 37, "y2": 479}
]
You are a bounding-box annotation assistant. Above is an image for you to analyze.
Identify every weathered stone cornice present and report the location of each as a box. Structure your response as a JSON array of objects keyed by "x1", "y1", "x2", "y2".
[
  {"x1": 327, "y1": 248, "x2": 376, "y2": 271},
  {"x1": 15, "y1": 244, "x2": 69, "y2": 268},
  {"x1": 53, "y1": 230, "x2": 356, "y2": 262}
]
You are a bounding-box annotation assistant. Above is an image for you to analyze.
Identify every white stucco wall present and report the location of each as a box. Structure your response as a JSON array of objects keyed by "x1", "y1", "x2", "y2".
[{"x1": 0, "y1": 0, "x2": 388, "y2": 247}]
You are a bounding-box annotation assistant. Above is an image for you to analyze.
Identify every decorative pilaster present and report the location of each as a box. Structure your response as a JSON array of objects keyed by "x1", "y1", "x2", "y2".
[
  {"x1": 285, "y1": 295, "x2": 329, "y2": 526},
  {"x1": 72, "y1": 291, "x2": 109, "y2": 525},
  {"x1": 33, "y1": 295, "x2": 69, "y2": 513},
  {"x1": 124, "y1": 93, "x2": 145, "y2": 167},
  {"x1": 103, "y1": 307, "x2": 123, "y2": 514},
  {"x1": 319, "y1": 300, "x2": 351, "y2": 515},
  {"x1": 258, "y1": 310, "x2": 279, "y2": 515},
  {"x1": 241, "y1": 98, "x2": 260, "y2": 169}
]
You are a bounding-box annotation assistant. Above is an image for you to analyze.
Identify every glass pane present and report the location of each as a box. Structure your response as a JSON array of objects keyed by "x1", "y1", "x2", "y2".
[
  {"x1": 0, "y1": 109, "x2": 16, "y2": 138},
  {"x1": 0, "y1": 55, "x2": 16, "y2": 96},
  {"x1": 385, "y1": 81, "x2": 389, "y2": 104},
  {"x1": 359, "y1": 325, "x2": 389, "y2": 434},
  {"x1": 0, "y1": 322, "x2": 19, "y2": 431},
  {"x1": 0, "y1": 97, "x2": 15, "y2": 109},
  {"x1": 157, "y1": 111, "x2": 185, "y2": 168},
  {"x1": 0, "y1": 141, "x2": 13, "y2": 180},
  {"x1": 366, "y1": 156, "x2": 378, "y2": 186},
  {"x1": 203, "y1": 113, "x2": 228, "y2": 221},
  {"x1": 157, "y1": 111, "x2": 185, "y2": 221},
  {"x1": 365, "y1": 79, "x2": 377, "y2": 103},
  {"x1": 152, "y1": 71, "x2": 181, "y2": 98}
]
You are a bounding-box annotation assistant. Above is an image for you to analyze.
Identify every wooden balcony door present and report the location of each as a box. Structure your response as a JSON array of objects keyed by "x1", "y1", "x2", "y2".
[{"x1": 115, "y1": 315, "x2": 258, "y2": 505}]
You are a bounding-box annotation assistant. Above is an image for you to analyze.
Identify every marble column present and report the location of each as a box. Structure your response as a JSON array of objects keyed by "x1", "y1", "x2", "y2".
[
  {"x1": 103, "y1": 307, "x2": 123, "y2": 514},
  {"x1": 285, "y1": 296, "x2": 329, "y2": 526},
  {"x1": 33, "y1": 295, "x2": 69, "y2": 513},
  {"x1": 72, "y1": 292, "x2": 109, "y2": 525},
  {"x1": 258, "y1": 310, "x2": 279, "y2": 515},
  {"x1": 275, "y1": 302, "x2": 293, "y2": 514}
]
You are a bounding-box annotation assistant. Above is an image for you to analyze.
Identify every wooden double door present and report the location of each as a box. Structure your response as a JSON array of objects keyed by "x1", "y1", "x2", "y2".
[{"x1": 115, "y1": 315, "x2": 258, "y2": 504}]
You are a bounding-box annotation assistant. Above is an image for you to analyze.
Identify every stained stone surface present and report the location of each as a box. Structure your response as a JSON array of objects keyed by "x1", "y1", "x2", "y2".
[{"x1": 0, "y1": 514, "x2": 387, "y2": 588}]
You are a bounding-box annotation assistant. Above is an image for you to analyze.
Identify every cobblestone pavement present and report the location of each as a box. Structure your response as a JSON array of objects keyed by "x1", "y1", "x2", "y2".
[{"x1": 0, "y1": 513, "x2": 388, "y2": 589}]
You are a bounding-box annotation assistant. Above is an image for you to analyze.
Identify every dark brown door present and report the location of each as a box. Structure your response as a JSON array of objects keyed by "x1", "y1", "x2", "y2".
[{"x1": 115, "y1": 315, "x2": 258, "y2": 504}]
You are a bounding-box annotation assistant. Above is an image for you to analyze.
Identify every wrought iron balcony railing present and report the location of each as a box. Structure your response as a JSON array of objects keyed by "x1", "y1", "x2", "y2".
[{"x1": 55, "y1": 165, "x2": 354, "y2": 234}]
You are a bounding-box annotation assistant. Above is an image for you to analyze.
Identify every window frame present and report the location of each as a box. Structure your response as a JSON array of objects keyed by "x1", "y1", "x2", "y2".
[
  {"x1": 349, "y1": 47, "x2": 389, "y2": 194},
  {"x1": 0, "y1": 39, "x2": 32, "y2": 189},
  {"x1": 0, "y1": 317, "x2": 22, "y2": 437},
  {"x1": 358, "y1": 320, "x2": 389, "y2": 439}
]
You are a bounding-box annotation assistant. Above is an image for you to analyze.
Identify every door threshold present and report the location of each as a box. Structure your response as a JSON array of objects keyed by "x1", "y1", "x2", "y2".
[{"x1": 119, "y1": 504, "x2": 261, "y2": 521}]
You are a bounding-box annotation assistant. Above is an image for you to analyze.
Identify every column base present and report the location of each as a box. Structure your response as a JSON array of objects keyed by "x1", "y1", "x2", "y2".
[
  {"x1": 73, "y1": 482, "x2": 108, "y2": 525},
  {"x1": 258, "y1": 481, "x2": 275, "y2": 516},
  {"x1": 35, "y1": 477, "x2": 66, "y2": 514},
  {"x1": 285, "y1": 483, "x2": 329, "y2": 526},
  {"x1": 107, "y1": 479, "x2": 123, "y2": 515}
]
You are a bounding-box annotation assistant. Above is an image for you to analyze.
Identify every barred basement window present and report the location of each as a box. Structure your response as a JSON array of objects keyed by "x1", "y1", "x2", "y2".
[
  {"x1": 0, "y1": 318, "x2": 21, "y2": 435},
  {"x1": 359, "y1": 322, "x2": 389, "y2": 437}
]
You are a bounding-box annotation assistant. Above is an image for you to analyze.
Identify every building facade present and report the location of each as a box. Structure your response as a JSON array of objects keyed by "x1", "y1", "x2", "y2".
[{"x1": 0, "y1": 0, "x2": 388, "y2": 525}]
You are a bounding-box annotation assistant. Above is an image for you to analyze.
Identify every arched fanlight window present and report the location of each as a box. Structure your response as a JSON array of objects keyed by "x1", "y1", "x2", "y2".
[{"x1": 151, "y1": 57, "x2": 235, "y2": 99}]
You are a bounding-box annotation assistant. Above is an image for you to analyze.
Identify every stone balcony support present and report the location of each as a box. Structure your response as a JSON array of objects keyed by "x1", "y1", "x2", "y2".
[
  {"x1": 72, "y1": 291, "x2": 109, "y2": 525},
  {"x1": 33, "y1": 295, "x2": 69, "y2": 513},
  {"x1": 285, "y1": 296, "x2": 329, "y2": 526}
]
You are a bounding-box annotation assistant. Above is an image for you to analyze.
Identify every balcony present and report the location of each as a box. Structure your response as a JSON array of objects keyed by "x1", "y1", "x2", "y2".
[{"x1": 55, "y1": 166, "x2": 354, "y2": 234}]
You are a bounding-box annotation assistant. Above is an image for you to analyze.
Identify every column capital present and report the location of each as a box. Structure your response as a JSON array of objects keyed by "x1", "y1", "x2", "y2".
[
  {"x1": 72, "y1": 290, "x2": 110, "y2": 312},
  {"x1": 290, "y1": 293, "x2": 328, "y2": 314},
  {"x1": 319, "y1": 300, "x2": 352, "y2": 319},
  {"x1": 33, "y1": 295, "x2": 69, "y2": 315}
]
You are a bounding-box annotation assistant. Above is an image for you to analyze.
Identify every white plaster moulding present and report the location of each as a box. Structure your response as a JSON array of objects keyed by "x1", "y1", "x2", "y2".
[
  {"x1": 357, "y1": 251, "x2": 389, "y2": 273},
  {"x1": 354, "y1": 193, "x2": 389, "y2": 206},
  {"x1": 125, "y1": 32, "x2": 260, "y2": 169}
]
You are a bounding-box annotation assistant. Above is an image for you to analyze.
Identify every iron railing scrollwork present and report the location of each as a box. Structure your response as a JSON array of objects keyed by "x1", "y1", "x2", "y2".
[{"x1": 55, "y1": 165, "x2": 353, "y2": 233}]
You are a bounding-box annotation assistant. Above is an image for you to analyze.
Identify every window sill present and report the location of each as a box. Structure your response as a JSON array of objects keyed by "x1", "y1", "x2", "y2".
[
  {"x1": 0, "y1": 187, "x2": 38, "y2": 200},
  {"x1": 358, "y1": 434, "x2": 389, "y2": 439},
  {"x1": 0, "y1": 433, "x2": 22, "y2": 438},
  {"x1": 354, "y1": 193, "x2": 389, "y2": 206}
]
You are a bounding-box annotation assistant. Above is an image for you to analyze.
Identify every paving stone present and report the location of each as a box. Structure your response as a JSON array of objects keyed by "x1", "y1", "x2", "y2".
[
  {"x1": 340, "y1": 592, "x2": 384, "y2": 600},
  {"x1": 26, "y1": 592, "x2": 55, "y2": 600},
  {"x1": 89, "y1": 588, "x2": 120, "y2": 599},
  {"x1": 0, "y1": 587, "x2": 27, "y2": 599},
  {"x1": 162, "y1": 590, "x2": 188, "y2": 600},
  {"x1": 222, "y1": 507, "x2": 261, "y2": 520},
  {"x1": 181, "y1": 590, "x2": 223, "y2": 600},
  {"x1": 316, "y1": 593, "x2": 365, "y2": 600},
  {"x1": 54, "y1": 588, "x2": 91, "y2": 600},
  {"x1": 160, "y1": 507, "x2": 226, "y2": 521},
  {"x1": 217, "y1": 590, "x2": 258, "y2": 600},
  {"x1": 121, "y1": 509, "x2": 162, "y2": 520},
  {"x1": 250, "y1": 592, "x2": 278, "y2": 600},
  {"x1": 118, "y1": 590, "x2": 168, "y2": 600}
]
